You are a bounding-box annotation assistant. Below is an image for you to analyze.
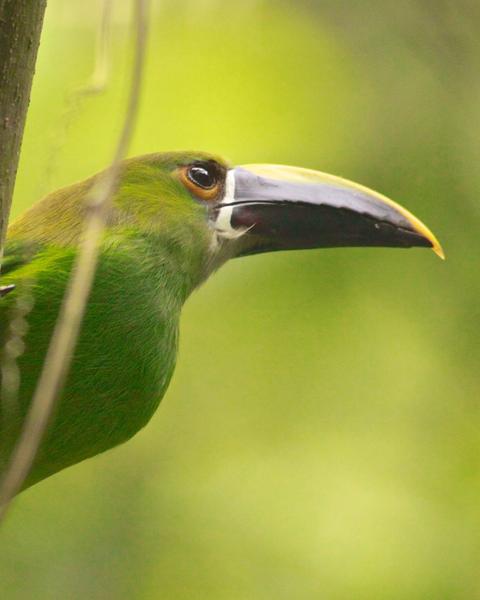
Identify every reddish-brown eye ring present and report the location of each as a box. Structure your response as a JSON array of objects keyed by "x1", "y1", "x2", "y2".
[{"x1": 178, "y1": 161, "x2": 223, "y2": 202}]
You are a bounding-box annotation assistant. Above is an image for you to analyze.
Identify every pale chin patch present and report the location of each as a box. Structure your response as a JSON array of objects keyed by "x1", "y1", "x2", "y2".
[{"x1": 212, "y1": 170, "x2": 252, "y2": 241}]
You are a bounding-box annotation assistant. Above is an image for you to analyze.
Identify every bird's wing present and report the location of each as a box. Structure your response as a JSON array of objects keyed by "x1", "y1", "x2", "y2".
[
  {"x1": 1, "y1": 239, "x2": 41, "y2": 276},
  {"x1": 1, "y1": 239, "x2": 43, "y2": 299}
]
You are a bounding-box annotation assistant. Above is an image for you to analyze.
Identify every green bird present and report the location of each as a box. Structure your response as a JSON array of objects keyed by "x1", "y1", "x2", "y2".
[{"x1": 0, "y1": 151, "x2": 443, "y2": 489}]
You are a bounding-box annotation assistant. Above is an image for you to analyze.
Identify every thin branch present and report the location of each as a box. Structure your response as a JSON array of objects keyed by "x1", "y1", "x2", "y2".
[
  {"x1": 0, "y1": 277, "x2": 35, "y2": 459},
  {"x1": 82, "y1": 0, "x2": 114, "y2": 94},
  {"x1": 42, "y1": 0, "x2": 114, "y2": 195},
  {"x1": 0, "y1": 0, "x2": 149, "y2": 522},
  {"x1": 0, "y1": 1, "x2": 114, "y2": 449}
]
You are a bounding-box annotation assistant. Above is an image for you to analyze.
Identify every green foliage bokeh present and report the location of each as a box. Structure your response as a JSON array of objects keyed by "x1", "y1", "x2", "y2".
[{"x1": 2, "y1": 1, "x2": 480, "y2": 598}]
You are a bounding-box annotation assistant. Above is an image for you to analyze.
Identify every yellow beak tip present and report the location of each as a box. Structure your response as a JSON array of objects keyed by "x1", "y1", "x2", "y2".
[{"x1": 432, "y1": 242, "x2": 445, "y2": 260}]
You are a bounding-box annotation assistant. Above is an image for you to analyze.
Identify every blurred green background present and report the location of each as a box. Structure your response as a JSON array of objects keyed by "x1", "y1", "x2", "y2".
[{"x1": 2, "y1": 1, "x2": 480, "y2": 598}]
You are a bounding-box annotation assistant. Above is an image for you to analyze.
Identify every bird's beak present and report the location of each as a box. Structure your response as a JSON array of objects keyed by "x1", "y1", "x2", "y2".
[{"x1": 212, "y1": 164, "x2": 444, "y2": 259}]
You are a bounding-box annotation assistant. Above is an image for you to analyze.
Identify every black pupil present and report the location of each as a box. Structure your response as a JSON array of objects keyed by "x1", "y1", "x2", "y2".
[{"x1": 188, "y1": 165, "x2": 216, "y2": 189}]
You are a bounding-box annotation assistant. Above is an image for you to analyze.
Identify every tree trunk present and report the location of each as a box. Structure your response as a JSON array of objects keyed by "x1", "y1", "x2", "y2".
[{"x1": 0, "y1": 0, "x2": 47, "y2": 251}]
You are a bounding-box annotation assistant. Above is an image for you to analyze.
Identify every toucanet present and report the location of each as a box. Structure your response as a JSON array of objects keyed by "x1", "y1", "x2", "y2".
[{"x1": 0, "y1": 152, "x2": 443, "y2": 488}]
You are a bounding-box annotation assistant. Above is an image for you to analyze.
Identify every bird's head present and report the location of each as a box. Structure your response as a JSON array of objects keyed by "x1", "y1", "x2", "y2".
[
  {"x1": 115, "y1": 151, "x2": 443, "y2": 282},
  {"x1": 12, "y1": 151, "x2": 442, "y2": 293}
]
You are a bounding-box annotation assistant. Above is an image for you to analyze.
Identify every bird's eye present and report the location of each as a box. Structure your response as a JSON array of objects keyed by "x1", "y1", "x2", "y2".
[
  {"x1": 178, "y1": 160, "x2": 224, "y2": 202},
  {"x1": 187, "y1": 165, "x2": 217, "y2": 189}
]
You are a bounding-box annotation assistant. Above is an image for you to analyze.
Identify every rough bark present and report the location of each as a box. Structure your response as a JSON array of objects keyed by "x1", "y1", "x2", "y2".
[{"x1": 0, "y1": 0, "x2": 47, "y2": 251}]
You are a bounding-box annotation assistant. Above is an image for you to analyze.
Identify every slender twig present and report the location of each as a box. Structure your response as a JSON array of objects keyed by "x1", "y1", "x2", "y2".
[
  {"x1": 42, "y1": 0, "x2": 114, "y2": 195},
  {"x1": 0, "y1": 0, "x2": 113, "y2": 484},
  {"x1": 0, "y1": 0, "x2": 149, "y2": 522},
  {"x1": 0, "y1": 1, "x2": 113, "y2": 463},
  {"x1": 82, "y1": 0, "x2": 114, "y2": 94},
  {"x1": 0, "y1": 277, "x2": 35, "y2": 458}
]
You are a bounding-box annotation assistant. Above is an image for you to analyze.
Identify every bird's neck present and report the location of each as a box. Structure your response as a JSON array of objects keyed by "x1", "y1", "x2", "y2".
[{"x1": 103, "y1": 227, "x2": 213, "y2": 309}]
